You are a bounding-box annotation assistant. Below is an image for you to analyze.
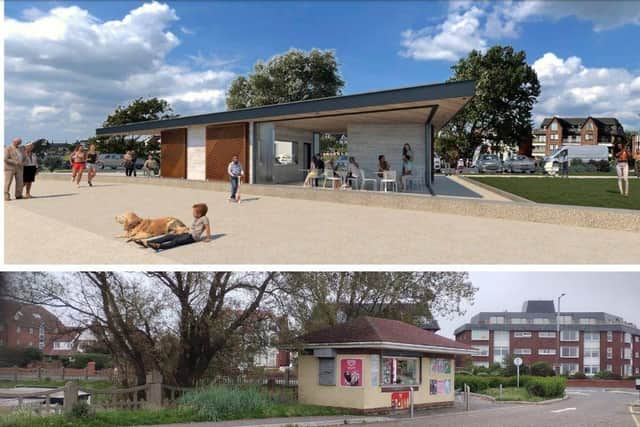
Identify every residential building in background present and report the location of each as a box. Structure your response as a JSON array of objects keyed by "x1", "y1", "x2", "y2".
[
  {"x1": 455, "y1": 300, "x2": 640, "y2": 377},
  {"x1": 531, "y1": 117, "x2": 625, "y2": 158},
  {"x1": 632, "y1": 133, "x2": 640, "y2": 154}
]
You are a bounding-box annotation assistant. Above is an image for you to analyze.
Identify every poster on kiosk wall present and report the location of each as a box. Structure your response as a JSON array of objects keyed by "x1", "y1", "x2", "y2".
[{"x1": 341, "y1": 358, "x2": 363, "y2": 387}]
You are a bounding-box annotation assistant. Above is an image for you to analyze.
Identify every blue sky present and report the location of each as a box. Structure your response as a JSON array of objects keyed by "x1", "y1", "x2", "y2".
[{"x1": 4, "y1": 0, "x2": 640, "y2": 142}]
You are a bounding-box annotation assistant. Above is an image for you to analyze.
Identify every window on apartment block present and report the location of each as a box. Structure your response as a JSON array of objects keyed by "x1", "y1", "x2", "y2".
[
  {"x1": 538, "y1": 349, "x2": 556, "y2": 355},
  {"x1": 489, "y1": 316, "x2": 505, "y2": 324},
  {"x1": 558, "y1": 316, "x2": 573, "y2": 324},
  {"x1": 560, "y1": 346, "x2": 579, "y2": 358},
  {"x1": 474, "y1": 362, "x2": 489, "y2": 368},
  {"x1": 583, "y1": 365, "x2": 599, "y2": 376},
  {"x1": 607, "y1": 331, "x2": 613, "y2": 342},
  {"x1": 474, "y1": 345, "x2": 489, "y2": 357},
  {"x1": 550, "y1": 134, "x2": 558, "y2": 140},
  {"x1": 538, "y1": 331, "x2": 556, "y2": 338},
  {"x1": 533, "y1": 318, "x2": 550, "y2": 325},
  {"x1": 579, "y1": 318, "x2": 596, "y2": 325},
  {"x1": 510, "y1": 318, "x2": 527, "y2": 325},
  {"x1": 471, "y1": 329, "x2": 489, "y2": 341},
  {"x1": 560, "y1": 330, "x2": 579, "y2": 341},
  {"x1": 583, "y1": 332, "x2": 600, "y2": 343},
  {"x1": 382, "y1": 357, "x2": 419, "y2": 386},
  {"x1": 585, "y1": 134, "x2": 593, "y2": 140},
  {"x1": 586, "y1": 121, "x2": 593, "y2": 130},
  {"x1": 514, "y1": 348, "x2": 531, "y2": 355},
  {"x1": 583, "y1": 348, "x2": 600, "y2": 358},
  {"x1": 635, "y1": 352, "x2": 639, "y2": 359},
  {"x1": 607, "y1": 347, "x2": 613, "y2": 359},
  {"x1": 606, "y1": 364, "x2": 612, "y2": 372},
  {"x1": 624, "y1": 333, "x2": 631, "y2": 343},
  {"x1": 551, "y1": 121, "x2": 558, "y2": 131},
  {"x1": 513, "y1": 332, "x2": 532, "y2": 338},
  {"x1": 624, "y1": 348, "x2": 631, "y2": 359},
  {"x1": 29, "y1": 327, "x2": 33, "y2": 335},
  {"x1": 560, "y1": 363, "x2": 579, "y2": 375}
]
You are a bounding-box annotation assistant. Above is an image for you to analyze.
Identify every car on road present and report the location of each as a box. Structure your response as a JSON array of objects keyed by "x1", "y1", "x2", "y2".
[
  {"x1": 476, "y1": 154, "x2": 503, "y2": 173},
  {"x1": 97, "y1": 153, "x2": 124, "y2": 170},
  {"x1": 503, "y1": 154, "x2": 536, "y2": 173},
  {"x1": 434, "y1": 153, "x2": 442, "y2": 171}
]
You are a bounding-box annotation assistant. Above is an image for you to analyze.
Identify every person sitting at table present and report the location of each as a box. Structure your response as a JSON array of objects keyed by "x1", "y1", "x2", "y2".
[
  {"x1": 377, "y1": 154, "x2": 390, "y2": 177},
  {"x1": 345, "y1": 156, "x2": 361, "y2": 189},
  {"x1": 303, "y1": 156, "x2": 319, "y2": 187}
]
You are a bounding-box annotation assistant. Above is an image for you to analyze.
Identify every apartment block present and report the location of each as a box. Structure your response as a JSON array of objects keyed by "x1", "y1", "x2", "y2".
[
  {"x1": 531, "y1": 117, "x2": 625, "y2": 158},
  {"x1": 455, "y1": 300, "x2": 639, "y2": 377}
]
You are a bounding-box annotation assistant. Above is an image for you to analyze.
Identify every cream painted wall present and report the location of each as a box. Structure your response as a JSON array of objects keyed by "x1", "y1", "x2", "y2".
[
  {"x1": 347, "y1": 123, "x2": 426, "y2": 179},
  {"x1": 186, "y1": 126, "x2": 206, "y2": 181},
  {"x1": 298, "y1": 353, "x2": 455, "y2": 410},
  {"x1": 272, "y1": 125, "x2": 314, "y2": 184}
]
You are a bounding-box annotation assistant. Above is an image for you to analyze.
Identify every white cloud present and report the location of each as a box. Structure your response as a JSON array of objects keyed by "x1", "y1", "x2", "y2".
[
  {"x1": 401, "y1": 1, "x2": 640, "y2": 62},
  {"x1": 532, "y1": 53, "x2": 640, "y2": 130},
  {"x1": 4, "y1": 2, "x2": 236, "y2": 142}
]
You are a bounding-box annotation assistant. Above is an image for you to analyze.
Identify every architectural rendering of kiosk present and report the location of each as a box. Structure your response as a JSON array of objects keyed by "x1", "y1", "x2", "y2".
[
  {"x1": 292, "y1": 316, "x2": 475, "y2": 413},
  {"x1": 96, "y1": 80, "x2": 474, "y2": 192}
]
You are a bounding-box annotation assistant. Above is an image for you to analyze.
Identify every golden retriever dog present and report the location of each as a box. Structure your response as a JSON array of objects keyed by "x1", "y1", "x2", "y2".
[{"x1": 115, "y1": 212, "x2": 189, "y2": 241}]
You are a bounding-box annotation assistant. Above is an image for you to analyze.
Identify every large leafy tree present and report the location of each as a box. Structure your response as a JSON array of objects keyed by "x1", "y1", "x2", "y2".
[
  {"x1": 444, "y1": 45, "x2": 540, "y2": 152},
  {"x1": 279, "y1": 272, "x2": 476, "y2": 335},
  {"x1": 226, "y1": 49, "x2": 344, "y2": 110},
  {"x1": 89, "y1": 97, "x2": 177, "y2": 155}
]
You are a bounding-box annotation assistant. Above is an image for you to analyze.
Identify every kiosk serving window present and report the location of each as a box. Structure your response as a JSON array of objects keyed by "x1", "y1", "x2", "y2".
[{"x1": 382, "y1": 357, "x2": 419, "y2": 385}]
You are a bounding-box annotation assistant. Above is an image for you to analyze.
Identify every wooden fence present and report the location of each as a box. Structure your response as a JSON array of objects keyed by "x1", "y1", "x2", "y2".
[{"x1": 0, "y1": 366, "x2": 113, "y2": 382}]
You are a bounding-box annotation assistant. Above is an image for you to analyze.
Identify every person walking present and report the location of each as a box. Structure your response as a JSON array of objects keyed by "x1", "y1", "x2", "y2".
[
  {"x1": 130, "y1": 150, "x2": 138, "y2": 177},
  {"x1": 70, "y1": 145, "x2": 80, "y2": 182},
  {"x1": 560, "y1": 149, "x2": 569, "y2": 178},
  {"x1": 72, "y1": 146, "x2": 86, "y2": 187},
  {"x1": 4, "y1": 137, "x2": 23, "y2": 201},
  {"x1": 22, "y1": 143, "x2": 38, "y2": 198},
  {"x1": 614, "y1": 143, "x2": 630, "y2": 196},
  {"x1": 143, "y1": 154, "x2": 158, "y2": 177},
  {"x1": 86, "y1": 144, "x2": 98, "y2": 187},
  {"x1": 227, "y1": 154, "x2": 244, "y2": 202}
]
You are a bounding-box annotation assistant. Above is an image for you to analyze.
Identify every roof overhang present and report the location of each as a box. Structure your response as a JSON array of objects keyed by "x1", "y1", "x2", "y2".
[
  {"x1": 96, "y1": 80, "x2": 475, "y2": 137},
  {"x1": 293, "y1": 341, "x2": 477, "y2": 356}
]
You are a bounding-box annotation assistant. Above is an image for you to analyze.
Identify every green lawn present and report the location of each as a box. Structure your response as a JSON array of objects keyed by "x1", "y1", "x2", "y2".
[
  {"x1": 484, "y1": 387, "x2": 545, "y2": 402},
  {"x1": 469, "y1": 177, "x2": 640, "y2": 210}
]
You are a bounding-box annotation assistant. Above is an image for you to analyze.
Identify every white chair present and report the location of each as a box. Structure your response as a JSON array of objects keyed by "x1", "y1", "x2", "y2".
[
  {"x1": 360, "y1": 170, "x2": 377, "y2": 191},
  {"x1": 323, "y1": 169, "x2": 341, "y2": 189},
  {"x1": 403, "y1": 168, "x2": 424, "y2": 192},
  {"x1": 346, "y1": 171, "x2": 362, "y2": 190},
  {"x1": 380, "y1": 170, "x2": 398, "y2": 192}
]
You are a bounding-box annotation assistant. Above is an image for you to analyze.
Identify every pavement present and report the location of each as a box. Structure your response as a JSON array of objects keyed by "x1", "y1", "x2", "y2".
[
  {"x1": 137, "y1": 388, "x2": 639, "y2": 427},
  {"x1": 5, "y1": 178, "x2": 640, "y2": 264}
]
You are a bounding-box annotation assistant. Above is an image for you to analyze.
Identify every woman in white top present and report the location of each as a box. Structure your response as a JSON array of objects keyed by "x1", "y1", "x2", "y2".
[{"x1": 22, "y1": 143, "x2": 38, "y2": 198}]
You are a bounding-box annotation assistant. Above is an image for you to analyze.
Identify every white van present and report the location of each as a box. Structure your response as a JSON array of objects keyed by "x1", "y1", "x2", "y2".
[{"x1": 543, "y1": 145, "x2": 609, "y2": 175}]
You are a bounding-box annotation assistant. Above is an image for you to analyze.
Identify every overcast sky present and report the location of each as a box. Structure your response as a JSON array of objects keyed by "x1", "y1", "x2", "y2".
[{"x1": 437, "y1": 271, "x2": 640, "y2": 338}]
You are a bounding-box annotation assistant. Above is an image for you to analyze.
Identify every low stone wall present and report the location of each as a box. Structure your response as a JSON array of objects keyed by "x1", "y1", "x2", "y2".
[
  {"x1": 39, "y1": 174, "x2": 640, "y2": 232},
  {"x1": 567, "y1": 379, "x2": 637, "y2": 388}
]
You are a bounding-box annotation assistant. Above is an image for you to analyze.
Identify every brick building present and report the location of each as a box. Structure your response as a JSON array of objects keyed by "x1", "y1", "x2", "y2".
[
  {"x1": 531, "y1": 117, "x2": 625, "y2": 158},
  {"x1": 0, "y1": 298, "x2": 77, "y2": 357},
  {"x1": 455, "y1": 300, "x2": 640, "y2": 377},
  {"x1": 632, "y1": 133, "x2": 640, "y2": 155}
]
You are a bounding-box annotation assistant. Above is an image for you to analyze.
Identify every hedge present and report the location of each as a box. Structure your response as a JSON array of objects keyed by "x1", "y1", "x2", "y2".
[{"x1": 455, "y1": 374, "x2": 565, "y2": 398}]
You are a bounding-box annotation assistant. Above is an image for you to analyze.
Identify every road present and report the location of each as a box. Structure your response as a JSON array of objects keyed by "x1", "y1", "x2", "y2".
[{"x1": 383, "y1": 388, "x2": 639, "y2": 427}]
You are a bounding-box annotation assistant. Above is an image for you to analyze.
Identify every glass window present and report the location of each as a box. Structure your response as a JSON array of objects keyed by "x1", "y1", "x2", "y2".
[
  {"x1": 538, "y1": 331, "x2": 556, "y2": 338},
  {"x1": 514, "y1": 348, "x2": 531, "y2": 355},
  {"x1": 274, "y1": 141, "x2": 298, "y2": 165},
  {"x1": 560, "y1": 330, "x2": 579, "y2": 341},
  {"x1": 584, "y1": 349, "x2": 600, "y2": 358},
  {"x1": 584, "y1": 365, "x2": 599, "y2": 376},
  {"x1": 560, "y1": 346, "x2": 579, "y2": 358},
  {"x1": 624, "y1": 333, "x2": 631, "y2": 343},
  {"x1": 489, "y1": 316, "x2": 505, "y2": 324},
  {"x1": 510, "y1": 318, "x2": 527, "y2": 325},
  {"x1": 560, "y1": 363, "x2": 579, "y2": 375},
  {"x1": 584, "y1": 332, "x2": 600, "y2": 342},
  {"x1": 558, "y1": 316, "x2": 573, "y2": 324},
  {"x1": 538, "y1": 349, "x2": 556, "y2": 355},
  {"x1": 533, "y1": 318, "x2": 550, "y2": 325},
  {"x1": 551, "y1": 122, "x2": 558, "y2": 131},
  {"x1": 579, "y1": 318, "x2": 596, "y2": 325},
  {"x1": 513, "y1": 331, "x2": 532, "y2": 338},
  {"x1": 607, "y1": 331, "x2": 613, "y2": 342},
  {"x1": 471, "y1": 329, "x2": 489, "y2": 341},
  {"x1": 493, "y1": 347, "x2": 509, "y2": 365},
  {"x1": 382, "y1": 357, "x2": 419, "y2": 386},
  {"x1": 473, "y1": 345, "x2": 489, "y2": 357},
  {"x1": 607, "y1": 347, "x2": 613, "y2": 359}
]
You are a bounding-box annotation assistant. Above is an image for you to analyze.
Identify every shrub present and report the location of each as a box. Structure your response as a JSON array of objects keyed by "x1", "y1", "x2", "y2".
[
  {"x1": 70, "y1": 401, "x2": 94, "y2": 418},
  {"x1": 569, "y1": 372, "x2": 587, "y2": 379},
  {"x1": 525, "y1": 377, "x2": 566, "y2": 398},
  {"x1": 595, "y1": 371, "x2": 622, "y2": 380},
  {"x1": 68, "y1": 353, "x2": 111, "y2": 370},
  {"x1": 42, "y1": 156, "x2": 64, "y2": 172},
  {"x1": 529, "y1": 362, "x2": 555, "y2": 377},
  {"x1": 0, "y1": 347, "x2": 42, "y2": 368},
  {"x1": 179, "y1": 386, "x2": 272, "y2": 421}
]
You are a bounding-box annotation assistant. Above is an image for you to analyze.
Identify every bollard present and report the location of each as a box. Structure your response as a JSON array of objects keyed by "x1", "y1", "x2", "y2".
[
  {"x1": 410, "y1": 386, "x2": 414, "y2": 418},
  {"x1": 63, "y1": 381, "x2": 78, "y2": 414},
  {"x1": 465, "y1": 384, "x2": 470, "y2": 411},
  {"x1": 500, "y1": 384, "x2": 503, "y2": 398}
]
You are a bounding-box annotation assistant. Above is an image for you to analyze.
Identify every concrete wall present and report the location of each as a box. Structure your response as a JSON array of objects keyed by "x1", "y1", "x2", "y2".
[
  {"x1": 255, "y1": 122, "x2": 275, "y2": 184},
  {"x1": 298, "y1": 353, "x2": 455, "y2": 411},
  {"x1": 272, "y1": 126, "x2": 314, "y2": 184},
  {"x1": 186, "y1": 126, "x2": 206, "y2": 181},
  {"x1": 347, "y1": 123, "x2": 426, "y2": 179}
]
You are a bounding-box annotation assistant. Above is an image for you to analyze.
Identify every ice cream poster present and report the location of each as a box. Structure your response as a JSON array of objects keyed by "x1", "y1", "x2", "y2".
[{"x1": 341, "y1": 358, "x2": 363, "y2": 386}]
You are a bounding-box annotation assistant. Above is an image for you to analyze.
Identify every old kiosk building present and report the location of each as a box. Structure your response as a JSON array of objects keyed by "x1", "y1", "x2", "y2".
[
  {"x1": 293, "y1": 317, "x2": 475, "y2": 413},
  {"x1": 96, "y1": 81, "x2": 474, "y2": 191}
]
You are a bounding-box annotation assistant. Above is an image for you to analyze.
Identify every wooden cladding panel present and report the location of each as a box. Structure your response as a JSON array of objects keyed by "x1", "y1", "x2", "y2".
[
  {"x1": 205, "y1": 123, "x2": 248, "y2": 181},
  {"x1": 160, "y1": 128, "x2": 187, "y2": 179}
]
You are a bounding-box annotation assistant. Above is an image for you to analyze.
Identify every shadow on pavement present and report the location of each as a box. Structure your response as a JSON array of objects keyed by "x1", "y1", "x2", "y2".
[
  {"x1": 30, "y1": 193, "x2": 77, "y2": 199},
  {"x1": 239, "y1": 197, "x2": 260, "y2": 203}
]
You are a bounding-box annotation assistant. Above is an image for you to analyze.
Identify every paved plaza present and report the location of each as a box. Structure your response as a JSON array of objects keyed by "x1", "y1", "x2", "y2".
[{"x1": 4, "y1": 178, "x2": 640, "y2": 264}]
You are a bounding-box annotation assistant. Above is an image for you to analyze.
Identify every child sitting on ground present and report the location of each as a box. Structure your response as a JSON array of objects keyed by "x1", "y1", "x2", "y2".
[{"x1": 135, "y1": 203, "x2": 211, "y2": 251}]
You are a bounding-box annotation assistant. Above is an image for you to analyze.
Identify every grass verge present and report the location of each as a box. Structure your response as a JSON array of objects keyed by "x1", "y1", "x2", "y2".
[
  {"x1": 468, "y1": 176, "x2": 640, "y2": 210},
  {"x1": 483, "y1": 387, "x2": 546, "y2": 402}
]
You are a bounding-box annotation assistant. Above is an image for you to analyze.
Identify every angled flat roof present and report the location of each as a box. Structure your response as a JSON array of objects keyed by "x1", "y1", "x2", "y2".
[{"x1": 96, "y1": 80, "x2": 475, "y2": 136}]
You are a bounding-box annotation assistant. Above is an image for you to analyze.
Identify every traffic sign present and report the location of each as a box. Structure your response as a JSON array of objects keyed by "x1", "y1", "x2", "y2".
[{"x1": 514, "y1": 357, "x2": 523, "y2": 367}]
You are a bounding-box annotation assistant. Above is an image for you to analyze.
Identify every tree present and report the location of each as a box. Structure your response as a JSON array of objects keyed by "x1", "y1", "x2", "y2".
[
  {"x1": 278, "y1": 272, "x2": 476, "y2": 335},
  {"x1": 226, "y1": 49, "x2": 344, "y2": 110},
  {"x1": 89, "y1": 97, "x2": 177, "y2": 156},
  {"x1": 445, "y1": 45, "x2": 540, "y2": 152},
  {"x1": 8, "y1": 272, "x2": 281, "y2": 387}
]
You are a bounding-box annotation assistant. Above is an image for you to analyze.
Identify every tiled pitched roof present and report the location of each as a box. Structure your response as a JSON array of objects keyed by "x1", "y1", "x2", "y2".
[
  {"x1": 0, "y1": 298, "x2": 62, "y2": 329},
  {"x1": 300, "y1": 316, "x2": 471, "y2": 351}
]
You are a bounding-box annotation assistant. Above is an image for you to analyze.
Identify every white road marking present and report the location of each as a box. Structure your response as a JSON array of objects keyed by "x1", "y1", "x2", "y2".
[
  {"x1": 629, "y1": 406, "x2": 640, "y2": 427},
  {"x1": 551, "y1": 407, "x2": 576, "y2": 414},
  {"x1": 566, "y1": 391, "x2": 590, "y2": 396},
  {"x1": 607, "y1": 390, "x2": 636, "y2": 395}
]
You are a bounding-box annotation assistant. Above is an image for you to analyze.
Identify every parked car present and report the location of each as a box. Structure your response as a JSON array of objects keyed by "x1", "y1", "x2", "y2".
[
  {"x1": 434, "y1": 153, "x2": 442, "y2": 172},
  {"x1": 543, "y1": 145, "x2": 608, "y2": 175},
  {"x1": 97, "y1": 153, "x2": 124, "y2": 170},
  {"x1": 476, "y1": 154, "x2": 503, "y2": 173},
  {"x1": 503, "y1": 155, "x2": 536, "y2": 173}
]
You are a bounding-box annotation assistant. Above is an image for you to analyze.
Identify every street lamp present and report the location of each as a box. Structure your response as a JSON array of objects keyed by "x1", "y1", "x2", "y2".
[{"x1": 556, "y1": 293, "x2": 566, "y2": 376}]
